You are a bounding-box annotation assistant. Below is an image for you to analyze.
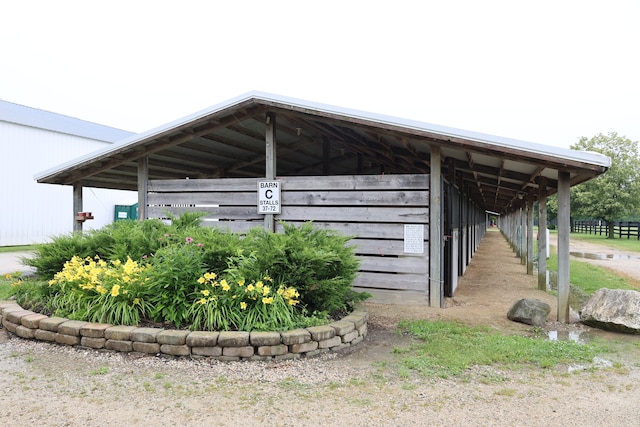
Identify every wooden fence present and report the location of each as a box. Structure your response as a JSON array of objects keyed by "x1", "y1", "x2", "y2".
[
  {"x1": 573, "y1": 220, "x2": 640, "y2": 239},
  {"x1": 147, "y1": 174, "x2": 430, "y2": 293}
]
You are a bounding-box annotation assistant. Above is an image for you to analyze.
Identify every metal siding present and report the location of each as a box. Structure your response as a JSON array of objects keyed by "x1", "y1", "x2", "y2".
[
  {"x1": 0, "y1": 99, "x2": 133, "y2": 142},
  {"x1": 0, "y1": 121, "x2": 135, "y2": 246}
]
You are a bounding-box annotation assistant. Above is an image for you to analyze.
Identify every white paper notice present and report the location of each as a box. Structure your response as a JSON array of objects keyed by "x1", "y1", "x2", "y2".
[{"x1": 404, "y1": 224, "x2": 424, "y2": 254}]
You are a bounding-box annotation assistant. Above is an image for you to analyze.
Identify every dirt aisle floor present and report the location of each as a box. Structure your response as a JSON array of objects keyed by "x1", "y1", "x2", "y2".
[{"x1": 365, "y1": 228, "x2": 558, "y2": 330}]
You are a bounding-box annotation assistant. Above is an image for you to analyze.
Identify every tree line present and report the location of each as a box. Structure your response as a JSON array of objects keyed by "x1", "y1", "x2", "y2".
[{"x1": 546, "y1": 132, "x2": 640, "y2": 239}]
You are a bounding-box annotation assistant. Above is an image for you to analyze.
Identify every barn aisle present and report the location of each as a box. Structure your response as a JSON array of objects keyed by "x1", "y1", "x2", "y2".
[{"x1": 361, "y1": 228, "x2": 557, "y2": 331}]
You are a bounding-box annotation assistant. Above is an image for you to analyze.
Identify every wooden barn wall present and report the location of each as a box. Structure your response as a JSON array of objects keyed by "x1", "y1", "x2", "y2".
[{"x1": 147, "y1": 174, "x2": 430, "y2": 293}]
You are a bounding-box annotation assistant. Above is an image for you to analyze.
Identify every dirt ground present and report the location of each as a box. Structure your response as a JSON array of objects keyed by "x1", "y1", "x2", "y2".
[
  {"x1": 1, "y1": 229, "x2": 639, "y2": 426},
  {"x1": 366, "y1": 228, "x2": 558, "y2": 331},
  {"x1": 368, "y1": 228, "x2": 640, "y2": 331}
]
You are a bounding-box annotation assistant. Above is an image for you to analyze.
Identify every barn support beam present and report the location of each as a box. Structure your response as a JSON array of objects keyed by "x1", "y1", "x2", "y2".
[
  {"x1": 526, "y1": 191, "x2": 534, "y2": 275},
  {"x1": 519, "y1": 206, "x2": 525, "y2": 264},
  {"x1": 73, "y1": 182, "x2": 83, "y2": 232},
  {"x1": 264, "y1": 112, "x2": 277, "y2": 232},
  {"x1": 137, "y1": 156, "x2": 149, "y2": 221},
  {"x1": 429, "y1": 145, "x2": 443, "y2": 307},
  {"x1": 537, "y1": 178, "x2": 548, "y2": 290},
  {"x1": 557, "y1": 171, "x2": 571, "y2": 323}
]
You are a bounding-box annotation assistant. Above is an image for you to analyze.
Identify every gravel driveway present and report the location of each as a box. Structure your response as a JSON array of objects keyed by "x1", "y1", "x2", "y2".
[{"x1": 1, "y1": 231, "x2": 639, "y2": 426}]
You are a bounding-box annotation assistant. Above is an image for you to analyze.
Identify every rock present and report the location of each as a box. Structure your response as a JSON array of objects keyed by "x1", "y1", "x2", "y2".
[
  {"x1": 507, "y1": 299, "x2": 551, "y2": 327},
  {"x1": 580, "y1": 288, "x2": 640, "y2": 334},
  {"x1": 569, "y1": 307, "x2": 581, "y2": 324}
]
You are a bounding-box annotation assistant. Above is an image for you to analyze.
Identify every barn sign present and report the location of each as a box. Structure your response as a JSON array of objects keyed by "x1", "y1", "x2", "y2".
[{"x1": 257, "y1": 180, "x2": 281, "y2": 214}]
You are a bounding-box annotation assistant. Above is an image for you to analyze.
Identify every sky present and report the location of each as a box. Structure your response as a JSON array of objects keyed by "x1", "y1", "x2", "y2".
[{"x1": 1, "y1": 1, "x2": 638, "y2": 149}]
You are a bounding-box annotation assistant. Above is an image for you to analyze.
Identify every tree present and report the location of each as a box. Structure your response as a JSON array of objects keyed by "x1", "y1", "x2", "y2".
[{"x1": 570, "y1": 132, "x2": 640, "y2": 238}]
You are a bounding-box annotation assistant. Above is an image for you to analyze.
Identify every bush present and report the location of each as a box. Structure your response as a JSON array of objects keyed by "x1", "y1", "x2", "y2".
[
  {"x1": 238, "y1": 222, "x2": 365, "y2": 314},
  {"x1": 143, "y1": 238, "x2": 208, "y2": 327},
  {"x1": 25, "y1": 232, "x2": 98, "y2": 279},
  {"x1": 25, "y1": 219, "x2": 172, "y2": 279},
  {"x1": 24, "y1": 218, "x2": 369, "y2": 330},
  {"x1": 11, "y1": 277, "x2": 55, "y2": 316},
  {"x1": 95, "y1": 219, "x2": 172, "y2": 261}
]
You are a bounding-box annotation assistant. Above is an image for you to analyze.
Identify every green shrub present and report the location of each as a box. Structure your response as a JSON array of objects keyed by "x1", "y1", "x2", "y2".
[
  {"x1": 143, "y1": 238, "x2": 208, "y2": 327},
  {"x1": 167, "y1": 211, "x2": 207, "y2": 229},
  {"x1": 238, "y1": 222, "x2": 365, "y2": 314},
  {"x1": 199, "y1": 228, "x2": 244, "y2": 273},
  {"x1": 25, "y1": 232, "x2": 97, "y2": 279},
  {"x1": 96, "y1": 219, "x2": 171, "y2": 261},
  {"x1": 11, "y1": 278, "x2": 56, "y2": 316},
  {"x1": 25, "y1": 219, "x2": 172, "y2": 279},
  {"x1": 24, "y1": 217, "x2": 368, "y2": 330}
]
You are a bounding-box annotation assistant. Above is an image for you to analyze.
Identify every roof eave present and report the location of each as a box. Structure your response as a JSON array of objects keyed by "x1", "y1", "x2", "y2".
[{"x1": 34, "y1": 91, "x2": 612, "y2": 186}]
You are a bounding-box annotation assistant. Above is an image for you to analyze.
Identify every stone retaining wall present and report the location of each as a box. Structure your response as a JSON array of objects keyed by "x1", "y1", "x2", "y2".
[{"x1": 0, "y1": 302, "x2": 368, "y2": 361}]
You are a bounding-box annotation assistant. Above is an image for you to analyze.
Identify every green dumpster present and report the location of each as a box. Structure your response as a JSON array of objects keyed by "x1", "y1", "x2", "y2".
[{"x1": 114, "y1": 202, "x2": 138, "y2": 221}]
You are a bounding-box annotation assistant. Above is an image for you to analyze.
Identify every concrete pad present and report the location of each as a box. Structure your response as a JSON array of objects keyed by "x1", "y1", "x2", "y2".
[{"x1": 0, "y1": 251, "x2": 35, "y2": 275}]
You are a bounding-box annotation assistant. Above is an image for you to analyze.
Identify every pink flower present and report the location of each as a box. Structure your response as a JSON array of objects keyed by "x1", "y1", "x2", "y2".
[
  {"x1": 185, "y1": 237, "x2": 194, "y2": 244},
  {"x1": 197, "y1": 243, "x2": 204, "y2": 247}
]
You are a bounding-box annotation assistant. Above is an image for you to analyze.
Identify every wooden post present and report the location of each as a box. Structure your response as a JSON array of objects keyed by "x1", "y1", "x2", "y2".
[
  {"x1": 526, "y1": 191, "x2": 534, "y2": 275},
  {"x1": 73, "y1": 182, "x2": 83, "y2": 233},
  {"x1": 537, "y1": 178, "x2": 548, "y2": 290},
  {"x1": 429, "y1": 145, "x2": 443, "y2": 307},
  {"x1": 264, "y1": 112, "x2": 276, "y2": 232},
  {"x1": 518, "y1": 206, "x2": 527, "y2": 265},
  {"x1": 557, "y1": 171, "x2": 571, "y2": 323},
  {"x1": 137, "y1": 157, "x2": 149, "y2": 221}
]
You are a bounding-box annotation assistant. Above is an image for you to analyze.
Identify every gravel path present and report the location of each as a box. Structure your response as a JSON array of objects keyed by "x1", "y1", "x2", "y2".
[
  {"x1": 548, "y1": 233, "x2": 640, "y2": 285},
  {"x1": 2, "y1": 326, "x2": 639, "y2": 427},
  {"x1": 1, "y1": 231, "x2": 639, "y2": 426}
]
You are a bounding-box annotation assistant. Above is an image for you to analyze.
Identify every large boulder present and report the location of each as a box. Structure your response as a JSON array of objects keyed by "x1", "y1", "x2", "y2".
[
  {"x1": 580, "y1": 288, "x2": 640, "y2": 334},
  {"x1": 507, "y1": 299, "x2": 551, "y2": 327}
]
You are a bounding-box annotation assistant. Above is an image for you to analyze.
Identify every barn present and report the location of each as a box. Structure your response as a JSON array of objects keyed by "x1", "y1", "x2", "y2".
[
  {"x1": 34, "y1": 92, "x2": 610, "y2": 317},
  {"x1": 0, "y1": 100, "x2": 136, "y2": 246}
]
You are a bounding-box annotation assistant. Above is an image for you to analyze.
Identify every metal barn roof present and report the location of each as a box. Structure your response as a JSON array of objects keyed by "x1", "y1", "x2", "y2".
[
  {"x1": 35, "y1": 91, "x2": 610, "y2": 214},
  {"x1": 0, "y1": 99, "x2": 133, "y2": 143}
]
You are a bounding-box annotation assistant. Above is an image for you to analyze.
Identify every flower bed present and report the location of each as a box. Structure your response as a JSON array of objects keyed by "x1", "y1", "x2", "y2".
[{"x1": 0, "y1": 301, "x2": 368, "y2": 361}]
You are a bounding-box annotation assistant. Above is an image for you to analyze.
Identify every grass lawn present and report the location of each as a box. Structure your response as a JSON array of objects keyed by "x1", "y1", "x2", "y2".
[
  {"x1": 569, "y1": 232, "x2": 640, "y2": 253},
  {"x1": 546, "y1": 253, "x2": 637, "y2": 293},
  {"x1": 394, "y1": 319, "x2": 609, "y2": 379},
  {"x1": 0, "y1": 245, "x2": 39, "y2": 253},
  {"x1": 0, "y1": 273, "x2": 21, "y2": 300},
  {"x1": 0, "y1": 246, "x2": 37, "y2": 299},
  {"x1": 541, "y1": 230, "x2": 639, "y2": 293}
]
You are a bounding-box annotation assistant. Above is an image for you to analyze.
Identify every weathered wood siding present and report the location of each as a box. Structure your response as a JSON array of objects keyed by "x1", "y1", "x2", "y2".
[{"x1": 147, "y1": 174, "x2": 430, "y2": 292}]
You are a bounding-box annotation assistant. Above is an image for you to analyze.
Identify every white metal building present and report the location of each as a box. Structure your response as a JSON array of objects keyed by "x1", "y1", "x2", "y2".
[{"x1": 0, "y1": 100, "x2": 136, "y2": 246}]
